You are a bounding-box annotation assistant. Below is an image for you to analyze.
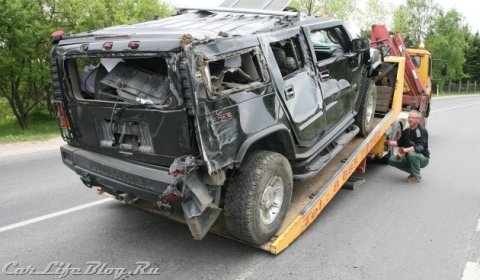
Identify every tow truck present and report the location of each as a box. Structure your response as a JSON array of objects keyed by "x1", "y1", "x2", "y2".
[{"x1": 370, "y1": 24, "x2": 432, "y2": 155}]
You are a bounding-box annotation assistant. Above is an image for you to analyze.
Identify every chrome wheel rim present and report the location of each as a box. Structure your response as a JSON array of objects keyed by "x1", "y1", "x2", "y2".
[
  {"x1": 366, "y1": 90, "x2": 375, "y2": 124},
  {"x1": 260, "y1": 176, "x2": 284, "y2": 225}
]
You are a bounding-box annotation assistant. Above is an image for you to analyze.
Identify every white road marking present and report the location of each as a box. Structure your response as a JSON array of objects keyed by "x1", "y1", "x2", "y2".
[
  {"x1": 0, "y1": 198, "x2": 114, "y2": 233},
  {"x1": 462, "y1": 262, "x2": 480, "y2": 280},
  {"x1": 476, "y1": 218, "x2": 480, "y2": 232},
  {"x1": 236, "y1": 270, "x2": 254, "y2": 280},
  {"x1": 430, "y1": 103, "x2": 480, "y2": 114}
]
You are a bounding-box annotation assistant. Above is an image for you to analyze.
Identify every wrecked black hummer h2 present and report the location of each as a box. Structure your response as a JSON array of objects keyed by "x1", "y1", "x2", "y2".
[{"x1": 51, "y1": 7, "x2": 377, "y2": 245}]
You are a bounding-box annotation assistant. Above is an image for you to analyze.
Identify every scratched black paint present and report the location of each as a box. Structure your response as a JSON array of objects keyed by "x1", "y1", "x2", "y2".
[{"x1": 51, "y1": 9, "x2": 373, "y2": 239}]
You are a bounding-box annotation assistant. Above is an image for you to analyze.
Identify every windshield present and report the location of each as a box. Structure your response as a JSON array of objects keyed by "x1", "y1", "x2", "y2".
[{"x1": 310, "y1": 29, "x2": 343, "y2": 49}]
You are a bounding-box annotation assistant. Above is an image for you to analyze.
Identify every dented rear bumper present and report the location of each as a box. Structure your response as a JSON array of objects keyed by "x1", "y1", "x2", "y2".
[
  {"x1": 61, "y1": 145, "x2": 172, "y2": 202},
  {"x1": 60, "y1": 144, "x2": 221, "y2": 240}
]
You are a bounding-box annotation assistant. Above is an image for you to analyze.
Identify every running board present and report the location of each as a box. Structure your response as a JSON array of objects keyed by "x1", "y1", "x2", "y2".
[{"x1": 294, "y1": 125, "x2": 360, "y2": 181}]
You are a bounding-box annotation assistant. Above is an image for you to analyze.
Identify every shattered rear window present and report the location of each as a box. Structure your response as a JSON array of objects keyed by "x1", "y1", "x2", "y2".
[{"x1": 64, "y1": 56, "x2": 178, "y2": 108}]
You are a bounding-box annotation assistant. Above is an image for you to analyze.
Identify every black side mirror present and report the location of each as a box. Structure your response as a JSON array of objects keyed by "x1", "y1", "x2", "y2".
[{"x1": 352, "y1": 38, "x2": 370, "y2": 52}]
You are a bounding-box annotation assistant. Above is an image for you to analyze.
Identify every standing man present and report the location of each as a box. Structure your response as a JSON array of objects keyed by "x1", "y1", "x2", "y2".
[{"x1": 384, "y1": 110, "x2": 430, "y2": 183}]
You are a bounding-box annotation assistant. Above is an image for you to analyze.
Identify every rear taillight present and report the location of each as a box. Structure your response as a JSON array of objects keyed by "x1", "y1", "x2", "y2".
[
  {"x1": 53, "y1": 100, "x2": 73, "y2": 141},
  {"x1": 163, "y1": 193, "x2": 183, "y2": 203},
  {"x1": 57, "y1": 104, "x2": 71, "y2": 129},
  {"x1": 103, "y1": 42, "x2": 113, "y2": 50},
  {"x1": 128, "y1": 41, "x2": 140, "y2": 49}
]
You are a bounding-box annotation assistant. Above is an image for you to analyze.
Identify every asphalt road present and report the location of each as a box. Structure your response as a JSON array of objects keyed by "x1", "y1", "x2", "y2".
[{"x1": 1, "y1": 95, "x2": 480, "y2": 280}]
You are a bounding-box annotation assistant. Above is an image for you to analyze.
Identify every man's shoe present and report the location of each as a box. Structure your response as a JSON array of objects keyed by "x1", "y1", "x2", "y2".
[{"x1": 406, "y1": 175, "x2": 421, "y2": 183}]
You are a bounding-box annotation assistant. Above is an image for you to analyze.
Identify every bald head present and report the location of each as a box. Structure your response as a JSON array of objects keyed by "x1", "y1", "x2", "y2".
[{"x1": 408, "y1": 110, "x2": 421, "y2": 129}]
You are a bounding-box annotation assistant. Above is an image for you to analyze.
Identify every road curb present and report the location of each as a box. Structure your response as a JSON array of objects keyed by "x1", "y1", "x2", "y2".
[
  {"x1": 432, "y1": 94, "x2": 480, "y2": 99},
  {"x1": 0, "y1": 137, "x2": 64, "y2": 157}
]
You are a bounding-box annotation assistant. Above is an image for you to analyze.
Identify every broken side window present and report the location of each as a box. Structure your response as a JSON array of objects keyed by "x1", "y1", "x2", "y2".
[
  {"x1": 270, "y1": 36, "x2": 304, "y2": 77},
  {"x1": 310, "y1": 27, "x2": 347, "y2": 61},
  {"x1": 204, "y1": 48, "x2": 267, "y2": 97},
  {"x1": 65, "y1": 56, "x2": 177, "y2": 108}
]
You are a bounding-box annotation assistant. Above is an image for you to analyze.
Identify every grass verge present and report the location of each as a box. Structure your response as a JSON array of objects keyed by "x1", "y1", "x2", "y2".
[
  {"x1": 0, "y1": 118, "x2": 60, "y2": 144},
  {"x1": 0, "y1": 99, "x2": 60, "y2": 144}
]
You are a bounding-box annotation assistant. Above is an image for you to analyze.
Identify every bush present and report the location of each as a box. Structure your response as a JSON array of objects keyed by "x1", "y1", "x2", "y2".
[
  {"x1": 0, "y1": 98, "x2": 13, "y2": 120},
  {"x1": 0, "y1": 98, "x2": 59, "y2": 143}
]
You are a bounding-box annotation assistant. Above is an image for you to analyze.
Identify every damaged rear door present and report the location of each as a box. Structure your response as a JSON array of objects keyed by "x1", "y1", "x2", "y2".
[{"x1": 61, "y1": 53, "x2": 194, "y2": 167}]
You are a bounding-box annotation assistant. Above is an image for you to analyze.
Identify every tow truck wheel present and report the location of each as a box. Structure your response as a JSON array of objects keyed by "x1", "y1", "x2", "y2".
[
  {"x1": 383, "y1": 121, "x2": 402, "y2": 161},
  {"x1": 224, "y1": 150, "x2": 293, "y2": 245},
  {"x1": 356, "y1": 79, "x2": 377, "y2": 137}
]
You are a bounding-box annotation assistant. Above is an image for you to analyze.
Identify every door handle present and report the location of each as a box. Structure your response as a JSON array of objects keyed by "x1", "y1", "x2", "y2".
[
  {"x1": 320, "y1": 70, "x2": 330, "y2": 81},
  {"x1": 285, "y1": 85, "x2": 295, "y2": 100}
]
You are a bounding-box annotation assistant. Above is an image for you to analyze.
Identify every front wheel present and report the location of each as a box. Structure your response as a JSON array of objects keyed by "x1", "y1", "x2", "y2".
[
  {"x1": 224, "y1": 150, "x2": 293, "y2": 245},
  {"x1": 355, "y1": 79, "x2": 377, "y2": 137}
]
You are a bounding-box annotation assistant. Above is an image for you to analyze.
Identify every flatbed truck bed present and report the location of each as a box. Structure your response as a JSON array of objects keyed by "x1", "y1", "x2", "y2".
[{"x1": 97, "y1": 57, "x2": 406, "y2": 254}]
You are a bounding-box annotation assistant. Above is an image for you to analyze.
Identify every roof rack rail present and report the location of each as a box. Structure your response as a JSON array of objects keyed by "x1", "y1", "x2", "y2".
[{"x1": 177, "y1": 6, "x2": 299, "y2": 17}]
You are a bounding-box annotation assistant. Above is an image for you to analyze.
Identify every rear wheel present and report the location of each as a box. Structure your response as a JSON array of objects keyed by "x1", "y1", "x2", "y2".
[
  {"x1": 224, "y1": 150, "x2": 293, "y2": 245},
  {"x1": 355, "y1": 79, "x2": 377, "y2": 137}
]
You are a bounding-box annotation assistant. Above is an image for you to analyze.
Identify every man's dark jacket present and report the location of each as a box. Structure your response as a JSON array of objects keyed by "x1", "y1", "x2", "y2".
[{"x1": 397, "y1": 125, "x2": 430, "y2": 158}]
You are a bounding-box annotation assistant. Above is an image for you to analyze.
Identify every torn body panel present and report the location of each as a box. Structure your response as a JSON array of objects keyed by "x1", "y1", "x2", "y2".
[
  {"x1": 194, "y1": 87, "x2": 278, "y2": 173},
  {"x1": 181, "y1": 171, "x2": 222, "y2": 240},
  {"x1": 186, "y1": 45, "x2": 279, "y2": 174},
  {"x1": 161, "y1": 156, "x2": 223, "y2": 240}
]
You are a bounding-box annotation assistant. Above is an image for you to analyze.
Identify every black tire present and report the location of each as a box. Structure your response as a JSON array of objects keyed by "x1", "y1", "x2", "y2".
[
  {"x1": 224, "y1": 150, "x2": 293, "y2": 245},
  {"x1": 381, "y1": 121, "x2": 402, "y2": 162},
  {"x1": 420, "y1": 111, "x2": 427, "y2": 127},
  {"x1": 355, "y1": 79, "x2": 377, "y2": 137}
]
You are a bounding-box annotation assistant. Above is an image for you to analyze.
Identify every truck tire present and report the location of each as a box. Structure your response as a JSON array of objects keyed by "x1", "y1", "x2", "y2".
[
  {"x1": 224, "y1": 150, "x2": 293, "y2": 245},
  {"x1": 355, "y1": 79, "x2": 377, "y2": 137},
  {"x1": 382, "y1": 121, "x2": 402, "y2": 162}
]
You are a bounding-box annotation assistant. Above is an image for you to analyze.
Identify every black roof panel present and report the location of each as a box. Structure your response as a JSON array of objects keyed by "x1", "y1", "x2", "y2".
[{"x1": 71, "y1": 9, "x2": 323, "y2": 40}]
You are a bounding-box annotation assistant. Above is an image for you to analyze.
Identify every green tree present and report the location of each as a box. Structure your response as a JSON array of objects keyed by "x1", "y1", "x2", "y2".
[
  {"x1": 0, "y1": 0, "x2": 173, "y2": 129},
  {"x1": 464, "y1": 33, "x2": 480, "y2": 81},
  {"x1": 49, "y1": 0, "x2": 173, "y2": 33},
  {"x1": 426, "y1": 9, "x2": 469, "y2": 88},
  {"x1": 288, "y1": 0, "x2": 357, "y2": 24},
  {"x1": 321, "y1": 0, "x2": 357, "y2": 24},
  {"x1": 0, "y1": 0, "x2": 52, "y2": 128},
  {"x1": 357, "y1": 0, "x2": 388, "y2": 38},
  {"x1": 392, "y1": 0, "x2": 439, "y2": 46},
  {"x1": 392, "y1": 5, "x2": 408, "y2": 35},
  {"x1": 288, "y1": 0, "x2": 321, "y2": 15}
]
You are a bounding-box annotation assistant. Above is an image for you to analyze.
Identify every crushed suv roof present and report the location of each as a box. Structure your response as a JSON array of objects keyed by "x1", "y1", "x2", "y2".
[
  {"x1": 219, "y1": 0, "x2": 290, "y2": 10},
  {"x1": 62, "y1": 8, "x2": 336, "y2": 43}
]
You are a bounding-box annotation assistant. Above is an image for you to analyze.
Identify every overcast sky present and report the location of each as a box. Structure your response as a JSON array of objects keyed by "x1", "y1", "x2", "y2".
[
  {"x1": 433, "y1": 0, "x2": 478, "y2": 33},
  {"x1": 165, "y1": 0, "x2": 479, "y2": 34}
]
